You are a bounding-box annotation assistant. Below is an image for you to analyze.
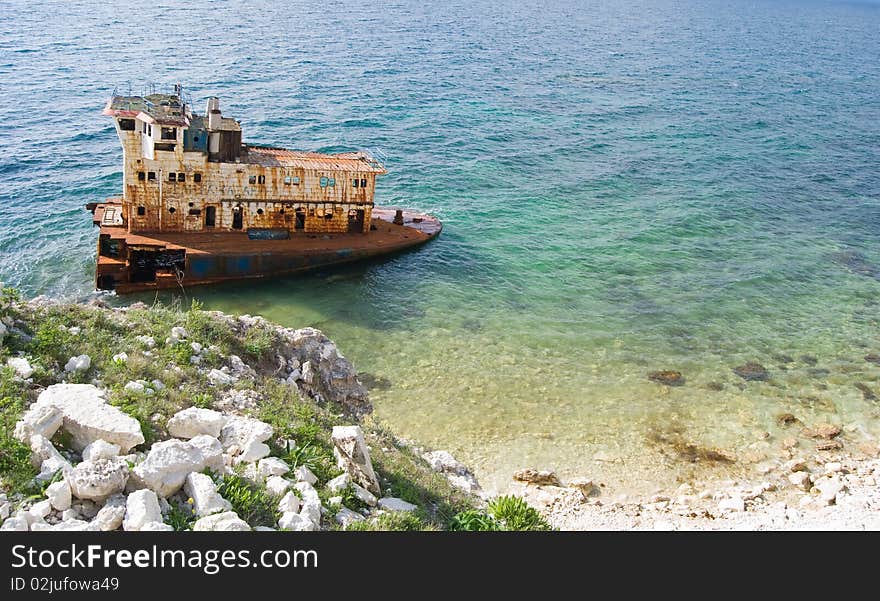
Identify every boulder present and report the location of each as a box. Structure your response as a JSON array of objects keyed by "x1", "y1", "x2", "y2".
[
  {"x1": 135, "y1": 335, "x2": 156, "y2": 348},
  {"x1": 89, "y1": 494, "x2": 126, "y2": 531},
  {"x1": 192, "y1": 511, "x2": 250, "y2": 531},
  {"x1": 29, "y1": 384, "x2": 144, "y2": 452},
  {"x1": 377, "y1": 497, "x2": 417, "y2": 513},
  {"x1": 66, "y1": 458, "x2": 129, "y2": 502},
  {"x1": 29, "y1": 499, "x2": 52, "y2": 520},
  {"x1": 293, "y1": 465, "x2": 318, "y2": 485},
  {"x1": 278, "y1": 511, "x2": 314, "y2": 531},
  {"x1": 82, "y1": 439, "x2": 121, "y2": 462},
  {"x1": 29, "y1": 434, "x2": 71, "y2": 481},
  {"x1": 814, "y1": 476, "x2": 846, "y2": 506},
  {"x1": 351, "y1": 483, "x2": 377, "y2": 507},
  {"x1": 184, "y1": 472, "x2": 231, "y2": 517},
  {"x1": 278, "y1": 491, "x2": 301, "y2": 513},
  {"x1": 140, "y1": 522, "x2": 174, "y2": 531},
  {"x1": 167, "y1": 407, "x2": 227, "y2": 439},
  {"x1": 568, "y1": 477, "x2": 596, "y2": 498},
  {"x1": 131, "y1": 439, "x2": 209, "y2": 497},
  {"x1": 804, "y1": 423, "x2": 842, "y2": 440},
  {"x1": 64, "y1": 354, "x2": 91, "y2": 373},
  {"x1": 258, "y1": 457, "x2": 291, "y2": 478},
  {"x1": 331, "y1": 425, "x2": 380, "y2": 495},
  {"x1": 45, "y1": 480, "x2": 72, "y2": 511},
  {"x1": 7, "y1": 357, "x2": 34, "y2": 379},
  {"x1": 422, "y1": 450, "x2": 481, "y2": 493},
  {"x1": 284, "y1": 327, "x2": 371, "y2": 417},
  {"x1": 295, "y1": 481, "x2": 322, "y2": 527},
  {"x1": 237, "y1": 439, "x2": 271, "y2": 463},
  {"x1": 0, "y1": 516, "x2": 28, "y2": 531},
  {"x1": 326, "y1": 473, "x2": 351, "y2": 493},
  {"x1": 207, "y1": 369, "x2": 237, "y2": 386},
  {"x1": 170, "y1": 326, "x2": 187, "y2": 341},
  {"x1": 219, "y1": 416, "x2": 273, "y2": 451},
  {"x1": 788, "y1": 472, "x2": 812, "y2": 491},
  {"x1": 187, "y1": 435, "x2": 225, "y2": 473},
  {"x1": 512, "y1": 469, "x2": 562, "y2": 487},
  {"x1": 112, "y1": 352, "x2": 128, "y2": 364},
  {"x1": 123, "y1": 489, "x2": 163, "y2": 531},
  {"x1": 265, "y1": 476, "x2": 292, "y2": 497},
  {"x1": 14, "y1": 404, "x2": 63, "y2": 442},
  {"x1": 51, "y1": 519, "x2": 91, "y2": 531},
  {"x1": 335, "y1": 507, "x2": 365, "y2": 528}
]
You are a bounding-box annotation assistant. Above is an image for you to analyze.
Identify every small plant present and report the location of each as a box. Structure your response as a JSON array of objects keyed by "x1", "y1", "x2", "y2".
[
  {"x1": 346, "y1": 512, "x2": 431, "y2": 532},
  {"x1": 449, "y1": 509, "x2": 501, "y2": 532},
  {"x1": 216, "y1": 473, "x2": 279, "y2": 527},
  {"x1": 487, "y1": 496, "x2": 552, "y2": 531},
  {"x1": 165, "y1": 499, "x2": 198, "y2": 531},
  {"x1": 190, "y1": 392, "x2": 214, "y2": 409}
]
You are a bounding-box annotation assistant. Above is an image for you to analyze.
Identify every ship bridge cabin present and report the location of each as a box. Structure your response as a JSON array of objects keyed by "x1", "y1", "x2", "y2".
[{"x1": 103, "y1": 88, "x2": 386, "y2": 236}]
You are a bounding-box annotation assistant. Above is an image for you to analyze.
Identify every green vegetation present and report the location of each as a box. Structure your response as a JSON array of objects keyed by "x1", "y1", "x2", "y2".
[
  {"x1": 450, "y1": 495, "x2": 552, "y2": 531},
  {"x1": 346, "y1": 511, "x2": 436, "y2": 532},
  {"x1": 165, "y1": 499, "x2": 198, "y2": 531},
  {"x1": 216, "y1": 473, "x2": 280, "y2": 528}
]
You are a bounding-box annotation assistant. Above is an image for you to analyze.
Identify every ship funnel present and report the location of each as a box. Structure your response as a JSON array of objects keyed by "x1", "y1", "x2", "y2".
[{"x1": 206, "y1": 97, "x2": 221, "y2": 129}]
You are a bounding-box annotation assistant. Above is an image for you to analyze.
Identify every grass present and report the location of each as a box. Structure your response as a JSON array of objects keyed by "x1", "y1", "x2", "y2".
[
  {"x1": 0, "y1": 288, "x2": 482, "y2": 531},
  {"x1": 450, "y1": 496, "x2": 552, "y2": 532}
]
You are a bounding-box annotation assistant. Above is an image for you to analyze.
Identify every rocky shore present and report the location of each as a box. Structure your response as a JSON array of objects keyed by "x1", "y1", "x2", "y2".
[{"x1": 1, "y1": 287, "x2": 877, "y2": 531}]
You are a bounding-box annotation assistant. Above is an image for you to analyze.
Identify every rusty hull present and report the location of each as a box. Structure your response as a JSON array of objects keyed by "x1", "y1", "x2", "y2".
[{"x1": 91, "y1": 202, "x2": 442, "y2": 293}]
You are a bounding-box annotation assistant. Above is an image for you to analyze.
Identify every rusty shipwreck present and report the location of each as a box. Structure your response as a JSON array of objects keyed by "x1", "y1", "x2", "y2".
[{"x1": 87, "y1": 85, "x2": 441, "y2": 293}]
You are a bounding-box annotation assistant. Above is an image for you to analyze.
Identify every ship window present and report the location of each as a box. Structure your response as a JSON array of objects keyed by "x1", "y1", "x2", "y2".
[
  {"x1": 328, "y1": 178, "x2": 335, "y2": 187},
  {"x1": 257, "y1": 208, "x2": 264, "y2": 215},
  {"x1": 177, "y1": 172, "x2": 185, "y2": 183},
  {"x1": 161, "y1": 127, "x2": 176, "y2": 140},
  {"x1": 258, "y1": 175, "x2": 265, "y2": 184},
  {"x1": 279, "y1": 208, "x2": 285, "y2": 214},
  {"x1": 193, "y1": 173, "x2": 202, "y2": 183},
  {"x1": 169, "y1": 172, "x2": 176, "y2": 182},
  {"x1": 352, "y1": 179, "x2": 359, "y2": 188},
  {"x1": 147, "y1": 171, "x2": 156, "y2": 181},
  {"x1": 119, "y1": 118, "x2": 135, "y2": 131},
  {"x1": 249, "y1": 175, "x2": 256, "y2": 184},
  {"x1": 137, "y1": 171, "x2": 145, "y2": 181},
  {"x1": 137, "y1": 206, "x2": 146, "y2": 216},
  {"x1": 147, "y1": 124, "x2": 152, "y2": 136},
  {"x1": 292, "y1": 176, "x2": 300, "y2": 185},
  {"x1": 284, "y1": 176, "x2": 292, "y2": 185},
  {"x1": 168, "y1": 207, "x2": 176, "y2": 214},
  {"x1": 319, "y1": 177, "x2": 328, "y2": 188},
  {"x1": 189, "y1": 208, "x2": 201, "y2": 216},
  {"x1": 323, "y1": 212, "x2": 333, "y2": 220},
  {"x1": 361, "y1": 178, "x2": 367, "y2": 188}
]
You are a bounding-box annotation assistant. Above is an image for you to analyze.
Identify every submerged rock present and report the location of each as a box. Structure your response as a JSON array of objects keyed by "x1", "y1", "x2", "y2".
[
  {"x1": 776, "y1": 413, "x2": 799, "y2": 426},
  {"x1": 647, "y1": 370, "x2": 685, "y2": 386},
  {"x1": 512, "y1": 468, "x2": 562, "y2": 486},
  {"x1": 854, "y1": 383, "x2": 876, "y2": 401},
  {"x1": 803, "y1": 423, "x2": 842, "y2": 440},
  {"x1": 706, "y1": 381, "x2": 725, "y2": 391},
  {"x1": 865, "y1": 354, "x2": 880, "y2": 366},
  {"x1": 733, "y1": 362, "x2": 769, "y2": 382}
]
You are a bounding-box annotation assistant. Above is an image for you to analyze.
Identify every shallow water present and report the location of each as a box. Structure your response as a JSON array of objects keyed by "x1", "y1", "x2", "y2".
[{"x1": 2, "y1": 0, "x2": 879, "y2": 494}]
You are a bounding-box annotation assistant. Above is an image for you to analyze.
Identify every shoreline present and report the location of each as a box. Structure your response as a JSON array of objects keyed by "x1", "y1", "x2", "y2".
[{"x1": 2, "y1": 291, "x2": 878, "y2": 531}]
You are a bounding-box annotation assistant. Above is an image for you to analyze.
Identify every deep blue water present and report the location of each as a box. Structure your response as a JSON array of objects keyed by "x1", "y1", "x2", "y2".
[{"x1": 2, "y1": 0, "x2": 879, "y2": 491}]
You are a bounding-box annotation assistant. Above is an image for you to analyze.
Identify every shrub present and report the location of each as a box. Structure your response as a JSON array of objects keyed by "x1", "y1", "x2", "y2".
[{"x1": 487, "y1": 495, "x2": 552, "y2": 531}]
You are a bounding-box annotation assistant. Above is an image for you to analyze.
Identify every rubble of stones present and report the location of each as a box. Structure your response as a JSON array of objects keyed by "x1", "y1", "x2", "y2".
[{"x1": 0, "y1": 300, "x2": 436, "y2": 532}]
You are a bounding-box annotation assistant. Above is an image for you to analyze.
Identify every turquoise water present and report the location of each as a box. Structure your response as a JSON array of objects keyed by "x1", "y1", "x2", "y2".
[{"x1": 2, "y1": 0, "x2": 880, "y2": 493}]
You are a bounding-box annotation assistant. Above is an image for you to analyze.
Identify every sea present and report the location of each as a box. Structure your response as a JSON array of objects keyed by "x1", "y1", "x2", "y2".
[{"x1": 1, "y1": 0, "x2": 879, "y2": 494}]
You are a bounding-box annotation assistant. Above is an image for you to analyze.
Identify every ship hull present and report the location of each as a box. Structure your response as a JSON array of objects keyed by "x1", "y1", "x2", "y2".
[{"x1": 91, "y1": 206, "x2": 441, "y2": 294}]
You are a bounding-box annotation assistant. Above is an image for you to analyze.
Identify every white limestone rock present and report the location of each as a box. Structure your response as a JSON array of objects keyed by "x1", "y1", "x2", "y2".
[
  {"x1": 64, "y1": 354, "x2": 91, "y2": 373},
  {"x1": 0, "y1": 516, "x2": 29, "y2": 531},
  {"x1": 219, "y1": 416, "x2": 273, "y2": 451},
  {"x1": 278, "y1": 491, "x2": 301, "y2": 513},
  {"x1": 188, "y1": 435, "x2": 225, "y2": 473},
  {"x1": 295, "y1": 481, "x2": 322, "y2": 527},
  {"x1": 335, "y1": 507, "x2": 365, "y2": 528},
  {"x1": 51, "y1": 519, "x2": 92, "y2": 531},
  {"x1": 377, "y1": 497, "x2": 417, "y2": 513},
  {"x1": 14, "y1": 404, "x2": 63, "y2": 442},
  {"x1": 192, "y1": 511, "x2": 251, "y2": 531},
  {"x1": 140, "y1": 522, "x2": 174, "y2": 531},
  {"x1": 82, "y1": 439, "x2": 121, "y2": 462},
  {"x1": 112, "y1": 352, "x2": 128, "y2": 364},
  {"x1": 351, "y1": 483, "x2": 378, "y2": 507},
  {"x1": 258, "y1": 457, "x2": 290, "y2": 478},
  {"x1": 89, "y1": 494, "x2": 126, "y2": 531},
  {"x1": 29, "y1": 435, "x2": 71, "y2": 482},
  {"x1": 66, "y1": 458, "x2": 129, "y2": 502},
  {"x1": 293, "y1": 465, "x2": 318, "y2": 485},
  {"x1": 167, "y1": 407, "x2": 227, "y2": 439},
  {"x1": 266, "y1": 476, "x2": 293, "y2": 497},
  {"x1": 814, "y1": 476, "x2": 846, "y2": 506},
  {"x1": 30, "y1": 384, "x2": 144, "y2": 452},
  {"x1": 123, "y1": 489, "x2": 163, "y2": 531},
  {"x1": 0, "y1": 321, "x2": 6, "y2": 344},
  {"x1": 788, "y1": 471, "x2": 812, "y2": 491},
  {"x1": 237, "y1": 439, "x2": 271, "y2": 463},
  {"x1": 124, "y1": 380, "x2": 146, "y2": 394},
  {"x1": 7, "y1": 357, "x2": 34, "y2": 379},
  {"x1": 208, "y1": 369, "x2": 237, "y2": 386},
  {"x1": 45, "y1": 480, "x2": 72, "y2": 511},
  {"x1": 135, "y1": 335, "x2": 156, "y2": 348},
  {"x1": 717, "y1": 496, "x2": 745, "y2": 513},
  {"x1": 170, "y1": 326, "x2": 187, "y2": 342},
  {"x1": 131, "y1": 439, "x2": 209, "y2": 497},
  {"x1": 331, "y1": 425, "x2": 380, "y2": 495},
  {"x1": 184, "y1": 472, "x2": 231, "y2": 517},
  {"x1": 29, "y1": 499, "x2": 53, "y2": 520},
  {"x1": 326, "y1": 472, "x2": 351, "y2": 493},
  {"x1": 278, "y1": 511, "x2": 314, "y2": 531}
]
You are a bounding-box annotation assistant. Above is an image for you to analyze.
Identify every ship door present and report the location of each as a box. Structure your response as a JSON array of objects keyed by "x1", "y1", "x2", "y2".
[
  {"x1": 295, "y1": 209, "x2": 306, "y2": 230},
  {"x1": 205, "y1": 206, "x2": 216, "y2": 228},
  {"x1": 348, "y1": 209, "x2": 365, "y2": 233},
  {"x1": 232, "y1": 206, "x2": 243, "y2": 230}
]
